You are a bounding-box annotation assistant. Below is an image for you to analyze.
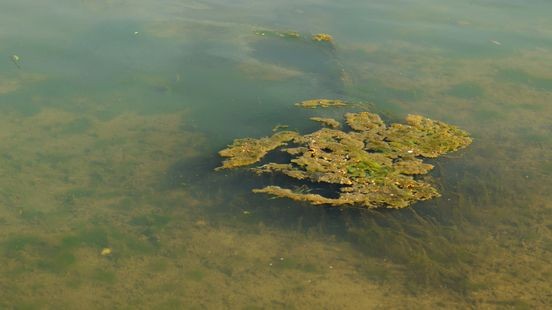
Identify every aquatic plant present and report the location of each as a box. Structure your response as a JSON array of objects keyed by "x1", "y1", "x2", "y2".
[
  {"x1": 254, "y1": 30, "x2": 301, "y2": 39},
  {"x1": 312, "y1": 33, "x2": 334, "y2": 43},
  {"x1": 309, "y1": 117, "x2": 341, "y2": 128},
  {"x1": 217, "y1": 107, "x2": 471, "y2": 209},
  {"x1": 295, "y1": 99, "x2": 347, "y2": 108},
  {"x1": 253, "y1": 30, "x2": 334, "y2": 44},
  {"x1": 216, "y1": 131, "x2": 299, "y2": 170}
]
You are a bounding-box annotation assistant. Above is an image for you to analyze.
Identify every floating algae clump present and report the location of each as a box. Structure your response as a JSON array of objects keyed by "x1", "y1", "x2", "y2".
[
  {"x1": 217, "y1": 111, "x2": 471, "y2": 209},
  {"x1": 217, "y1": 131, "x2": 299, "y2": 170},
  {"x1": 309, "y1": 117, "x2": 341, "y2": 128},
  {"x1": 253, "y1": 30, "x2": 333, "y2": 43},
  {"x1": 254, "y1": 30, "x2": 301, "y2": 39},
  {"x1": 312, "y1": 33, "x2": 334, "y2": 43},
  {"x1": 295, "y1": 99, "x2": 347, "y2": 108}
]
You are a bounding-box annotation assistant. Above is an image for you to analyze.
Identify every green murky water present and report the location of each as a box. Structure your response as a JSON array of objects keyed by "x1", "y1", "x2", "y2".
[{"x1": 1, "y1": 0, "x2": 551, "y2": 308}]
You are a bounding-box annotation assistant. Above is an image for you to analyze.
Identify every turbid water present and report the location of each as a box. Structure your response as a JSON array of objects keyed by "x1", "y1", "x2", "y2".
[{"x1": 1, "y1": 0, "x2": 551, "y2": 309}]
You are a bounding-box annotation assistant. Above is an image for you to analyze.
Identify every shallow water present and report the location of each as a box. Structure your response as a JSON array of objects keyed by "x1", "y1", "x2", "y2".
[{"x1": 1, "y1": 0, "x2": 551, "y2": 308}]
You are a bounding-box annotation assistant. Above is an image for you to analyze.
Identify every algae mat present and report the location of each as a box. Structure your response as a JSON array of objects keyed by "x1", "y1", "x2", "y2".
[{"x1": 218, "y1": 109, "x2": 472, "y2": 209}]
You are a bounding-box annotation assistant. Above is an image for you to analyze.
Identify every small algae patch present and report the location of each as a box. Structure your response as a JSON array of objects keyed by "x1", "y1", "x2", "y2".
[
  {"x1": 312, "y1": 33, "x2": 334, "y2": 43},
  {"x1": 218, "y1": 110, "x2": 471, "y2": 209},
  {"x1": 254, "y1": 30, "x2": 300, "y2": 39},
  {"x1": 345, "y1": 112, "x2": 385, "y2": 132},
  {"x1": 100, "y1": 248, "x2": 112, "y2": 256},
  {"x1": 272, "y1": 124, "x2": 289, "y2": 132},
  {"x1": 216, "y1": 131, "x2": 299, "y2": 170},
  {"x1": 309, "y1": 117, "x2": 341, "y2": 129},
  {"x1": 295, "y1": 99, "x2": 347, "y2": 108},
  {"x1": 254, "y1": 30, "x2": 334, "y2": 44}
]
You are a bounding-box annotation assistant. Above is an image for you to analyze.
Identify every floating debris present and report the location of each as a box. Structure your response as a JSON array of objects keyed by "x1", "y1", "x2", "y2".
[
  {"x1": 310, "y1": 117, "x2": 341, "y2": 129},
  {"x1": 10, "y1": 54, "x2": 21, "y2": 69},
  {"x1": 312, "y1": 33, "x2": 334, "y2": 43},
  {"x1": 254, "y1": 30, "x2": 300, "y2": 39},
  {"x1": 254, "y1": 30, "x2": 333, "y2": 43},
  {"x1": 295, "y1": 99, "x2": 347, "y2": 108},
  {"x1": 100, "y1": 248, "x2": 112, "y2": 256},
  {"x1": 217, "y1": 111, "x2": 472, "y2": 209},
  {"x1": 490, "y1": 40, "x2": 502, "y2": 45}
]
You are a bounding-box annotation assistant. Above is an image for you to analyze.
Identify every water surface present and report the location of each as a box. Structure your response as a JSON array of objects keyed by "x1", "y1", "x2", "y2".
[{"x1": 1, "y1": 0, "x2": 551, "y2": 308}]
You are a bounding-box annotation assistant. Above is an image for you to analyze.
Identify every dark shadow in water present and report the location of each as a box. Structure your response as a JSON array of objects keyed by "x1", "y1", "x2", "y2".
[
  {"x1": 250, "y1": 36, "x2": 346, "y2": 96},
  {"x1": 160, "y1": 154, "x2": 221, "y2": 191}
]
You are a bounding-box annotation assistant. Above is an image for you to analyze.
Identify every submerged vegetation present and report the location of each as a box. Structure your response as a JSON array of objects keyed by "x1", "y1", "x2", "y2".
[
  {"x1": 217, "y1": 106, "x2": 472, "y2": 208},
  {"x1": 253, "y1": 30, "x2": 334, "y2": 44},
  {"x1": 254, "y1": 30, "x2": 301, "y2": 39},
  {"x1": 309, "y1": 117, "x2": 341, "y2": 128}
]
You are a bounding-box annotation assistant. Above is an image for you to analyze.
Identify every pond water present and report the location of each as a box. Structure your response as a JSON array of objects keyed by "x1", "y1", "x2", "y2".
[{"x1": 1, "y1": 0, "x2": 551, "y2": 308}]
